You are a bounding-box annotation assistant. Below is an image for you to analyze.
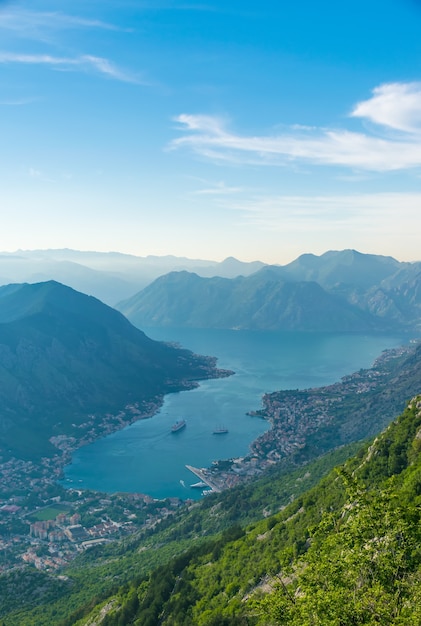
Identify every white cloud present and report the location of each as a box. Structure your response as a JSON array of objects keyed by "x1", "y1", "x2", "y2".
[
  {"x1": 171, "y1": 83, "x2": 421, "y2": 172},
  {"x1": 0, "y1": 52, "x2": 141, "y2": 83},
  {"x1": 352, "y1": 82, "x2": 421, "y2": 133}
]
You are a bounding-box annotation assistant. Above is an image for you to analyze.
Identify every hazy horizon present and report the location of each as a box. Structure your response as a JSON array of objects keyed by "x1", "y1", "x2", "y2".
[{"x1": 0, "y1": 246, "x2": 419, "y2": 267}]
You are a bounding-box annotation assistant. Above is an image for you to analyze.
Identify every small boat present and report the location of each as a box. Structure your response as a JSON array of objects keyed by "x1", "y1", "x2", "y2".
[
  {"x1": 171, "y1": 419, "x2": 186, "y2": 433},
  {"x1": 213, "y1": 426, "x2": 228, "y2": 434},
  {"x1": 190, "y1": 481, "x2": 207, "y2": 489}
]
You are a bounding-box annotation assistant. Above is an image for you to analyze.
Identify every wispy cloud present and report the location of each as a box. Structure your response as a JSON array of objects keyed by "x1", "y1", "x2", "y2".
[
  {"x1": 171, "y1": 83, "x2": 421, "y2": 172},
  {"x1": 192, "y1": 180, "x2": 246, "y2": 195},
  {"x1": 0, "y1": 9, "x2": 129, "y2": 38},
  {"x1": 222, "y1": 192, "x2": 421, "y2": 233},
  {"x1": 0, "y1": 96, "x2": 40, "y2": 106},
  {"x1": 29, "y1": 167, "x2": 42, "y2": 179},
  {"x1": 0, "y1": 52, "x2": 142, "y2": 83}
]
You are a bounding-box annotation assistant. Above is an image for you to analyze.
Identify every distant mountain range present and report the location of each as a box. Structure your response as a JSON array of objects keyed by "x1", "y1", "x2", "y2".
[
  {"x1": 0, "y1": 249, "x2": 265, "y2": 306},
  {"x1": 3, "y1": 249, "x2": 420, "y2": 332},
  {"x1": 0, "y1": 281, "x2": 225, "y2": 461},
  {"x1": 117, "y1": 250, "x2": 421, "y2": 332}
]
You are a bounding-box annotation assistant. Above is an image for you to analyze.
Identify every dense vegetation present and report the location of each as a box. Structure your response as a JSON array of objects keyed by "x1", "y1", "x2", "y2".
[
  {"x1": 66, "y1": 395, "x2": 421, "y2": 625},
  {"x1": 0, "y1": 442, "x2": 359, "y2": 625},
  {"x1": 5, "y1": 395, "x2": 421, "y2": 625}
]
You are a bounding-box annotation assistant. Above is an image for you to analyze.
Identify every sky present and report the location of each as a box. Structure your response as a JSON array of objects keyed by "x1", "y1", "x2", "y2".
[{"x1": 1, "y1": 0, "x2": 421, "y2": 264}]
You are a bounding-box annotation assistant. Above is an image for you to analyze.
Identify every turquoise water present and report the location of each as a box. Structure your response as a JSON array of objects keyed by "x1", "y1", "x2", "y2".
[{"x1": 63, "y1": 329, "x2": 411, "y2": 499}]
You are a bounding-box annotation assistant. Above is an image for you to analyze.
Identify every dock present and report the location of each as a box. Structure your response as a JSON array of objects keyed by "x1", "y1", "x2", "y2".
[{"x1": 185, "y1": 465, "x2": 222, "y2": 493}]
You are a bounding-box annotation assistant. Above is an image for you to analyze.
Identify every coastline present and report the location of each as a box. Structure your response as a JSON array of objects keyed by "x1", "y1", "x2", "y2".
[
  {"x1": 191, "y1": 341, "x2": 420, "y2": 492},
  {"x1": 58, "y1": 340, "x2": 420, "y2": 497},
  {"x1": 4, "y1": 338, "x2": 417, "y2": 501},
  {"x1": 0, "y1": 361, "x2": 233, "y2": 499},
  {"x1": 53, "y1": 363, "x2": 234, "y2": 479}
]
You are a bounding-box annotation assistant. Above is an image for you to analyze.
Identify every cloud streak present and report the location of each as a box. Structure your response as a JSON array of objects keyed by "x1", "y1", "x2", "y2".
[
  {"x1": 222, "y1": 192, "x2": 421, "y2": 235},
  {"x1": 171, "y1": 83, "x2": 421, "y2": 172},
  {"x1": 0, "y1": 52, "x2": 141, "y2": 83},
  {"x1": 0, "y1": 9, "x2": 129, "y2": 37}
]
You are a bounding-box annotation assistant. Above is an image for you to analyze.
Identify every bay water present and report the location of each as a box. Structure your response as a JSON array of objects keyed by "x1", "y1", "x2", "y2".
[{"x1": 63, "y1": 329, "x2": 411, "y2": 499}]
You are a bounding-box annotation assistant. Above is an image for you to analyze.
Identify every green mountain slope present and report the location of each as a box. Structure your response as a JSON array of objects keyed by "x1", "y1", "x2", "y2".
[
  {"x1": 0, "y1": 281, "x2": 225, "y2": 461},
  {"x1": 71, "y1": 395, "x2": 421, "y2": 626},
  {"x1": 5, "y1": 338, "x2": 421, "y2": 626}
]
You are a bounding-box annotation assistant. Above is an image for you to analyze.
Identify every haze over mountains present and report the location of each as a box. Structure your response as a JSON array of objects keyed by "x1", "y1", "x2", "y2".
[
  {"x1": 118, "y1": 250, "x2": 421, "y2": 332},
  {"x1": 0, "y1": 249, "x2": 265, "y2": 306},
  {"x1": 1, "y1": 248, "x2": 419, "y2": 333}
]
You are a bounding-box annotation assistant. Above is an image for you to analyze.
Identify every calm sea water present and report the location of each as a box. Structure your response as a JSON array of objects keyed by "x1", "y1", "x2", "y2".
[{"x1": 63, "y1": 329, "x2": 411, "y2": 499}]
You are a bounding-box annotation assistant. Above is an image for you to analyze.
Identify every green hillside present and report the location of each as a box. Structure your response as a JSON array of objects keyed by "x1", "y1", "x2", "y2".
[
  {"x1": 70, "y1": 395, "x2": 421, "y2": 625},
  {"x1": 5, "y1": 389, "x2": 421, "y2": 625}
]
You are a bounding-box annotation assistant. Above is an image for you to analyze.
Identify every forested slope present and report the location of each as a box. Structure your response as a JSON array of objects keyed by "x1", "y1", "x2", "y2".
[{"x1": 72, "y1": 395, "x2": 421, "y2": 625}]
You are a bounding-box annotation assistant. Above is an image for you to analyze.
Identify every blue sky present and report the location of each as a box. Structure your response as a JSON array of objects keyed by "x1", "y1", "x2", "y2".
[{"x1": 1, "y1": 0, "x2": 421, "y2": 263}]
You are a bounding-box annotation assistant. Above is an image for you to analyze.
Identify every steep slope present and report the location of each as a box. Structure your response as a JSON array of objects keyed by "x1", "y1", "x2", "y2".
[
  {"x1": 73, "y1": 395, "x2": 421, "y2": 626},
  {"x1": 117, "y1": 250, "x2": 421, "y2": 332},
  {"x1": 3, "y1": 342, "x2": 421, "y2": 625},
  {"x1": 358, "y1": 263, "x2": 421, "y2": 330},
  {"x1": 266, "y1": 250, "x2": 421, "y2": 329},
  {"x1": 117, "y1": 270, "x2": 380, "y2": 331},
  {"x1": 0, "y1": 281, "x2": 225, "y2": 460}
]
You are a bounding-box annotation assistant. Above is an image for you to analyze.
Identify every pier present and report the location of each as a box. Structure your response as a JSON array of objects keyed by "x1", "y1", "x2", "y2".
[{"x1": 185, "y1": 465, "x2": 222, "y2": 493}]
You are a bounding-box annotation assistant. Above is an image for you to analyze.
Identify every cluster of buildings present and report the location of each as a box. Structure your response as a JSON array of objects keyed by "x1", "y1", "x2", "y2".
[
  {"x1": 30, "y1": 512, "x2": 81, "y2": 540},
  {"x1": 197, "y1": 344, "x2": 416, "y2": 492}
]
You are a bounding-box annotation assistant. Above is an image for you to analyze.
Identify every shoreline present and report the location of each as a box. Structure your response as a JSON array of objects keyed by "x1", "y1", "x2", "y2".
[
  {"x1": 58, "y1": 340, "x2": 419, "y2": 497},
  {"x1": 52, "y1": 366, "x2": 234, "y2": 483},
  {"x1": 4, "y1": 338, "x2": 416, "y2": 501},
  {"x1": 0, "y1": 363, "x2": 233, "y2": 499}
]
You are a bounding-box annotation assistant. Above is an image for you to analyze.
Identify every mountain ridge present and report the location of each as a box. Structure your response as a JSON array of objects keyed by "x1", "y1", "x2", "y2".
[{"x1": 117, "y1": 250, "x2": 421, "y2": 332}]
